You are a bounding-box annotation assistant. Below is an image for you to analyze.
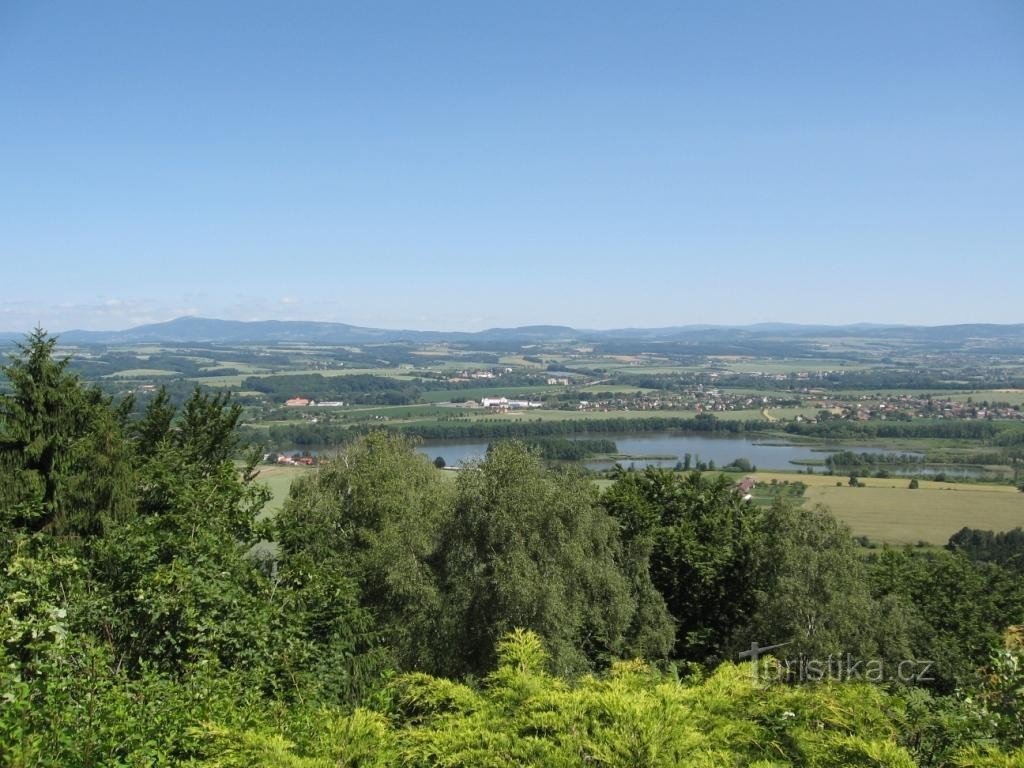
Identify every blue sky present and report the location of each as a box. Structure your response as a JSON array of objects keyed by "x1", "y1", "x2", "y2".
[{"x1": 1, "y1": 1, "x2": 1022, "y2": 332}]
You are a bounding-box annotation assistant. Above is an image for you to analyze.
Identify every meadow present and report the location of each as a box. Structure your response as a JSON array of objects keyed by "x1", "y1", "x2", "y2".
[
  {"x1": 947, "y1": 389, "x2": 1024, "y2": 406},
  {"x1": 801, "y1": 482, "x2": 1023, "y2": 544},
  {"x1": 750, "y1": 471, "x2": 1023, "y2": 544},
  {"x1": 255, "y1": 464, "x2": 312, "y2": 517}
]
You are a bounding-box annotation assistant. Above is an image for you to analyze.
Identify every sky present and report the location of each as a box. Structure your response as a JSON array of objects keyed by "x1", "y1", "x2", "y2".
[{"x1": 1, "y1": 1, "x2": 1022, "y2": 332}]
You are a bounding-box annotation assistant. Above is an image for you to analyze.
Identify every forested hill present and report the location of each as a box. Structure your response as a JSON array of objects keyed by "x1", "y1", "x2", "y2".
[{"x1": 14, "y1": 314, "x2": 1024, "y2": 345}]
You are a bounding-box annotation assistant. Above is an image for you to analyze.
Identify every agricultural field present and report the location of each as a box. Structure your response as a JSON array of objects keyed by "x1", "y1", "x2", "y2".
[
  {"x1": 497, "y1": 355, "x2": 546, "y2": 368},
  {"x1": 465, "y1": 407, "x2": 706, "y2": 422},
  {"x1": 583, "y1": 364, "x2": 701, "y2": 374},
  {"x1": 254, "y1": 464, "x2": 314, "y2": 518},
  {"x1": 188, "y1": 373, "x2": 255, "y2": 387},
  {"x1": 328, "y1": 404, "x2": 467, "y2": 422},
  {"x1": 751, "y1": 471, "x2": 1024, "y2": 544},
  {"x1": 708, "y1": 358, "x2": 880, "y2": 374},
  {"x1": 577, "y1": 384, "x2": 656, "y2": 394},
  {"x1": 195, "y1": 366, "x2": 422, "y2": 387},
  {"x1": 700, "y1": 409, "x2": 768, "y2": 421},
  {"x1": 805, "y1": 483, "x2": 1023, "y2": 545},
  {"x1": 757, "y1": 406, "x2": 822, "y2": 421},
  {"x1": 417, "y1": 385, "x2": 556, "y2": 403},
  {"x1": 102, "y1": 368, "x2": 179, "y2": 378},
  {"x1": 946, "y1": 389, "x2": 1024, "y2": 406}
]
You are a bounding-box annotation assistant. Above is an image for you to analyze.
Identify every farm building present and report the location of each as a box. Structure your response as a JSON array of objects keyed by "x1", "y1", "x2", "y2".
[
  {"x1": 481, "y1": 397, "x2": 543, "y2": 409},
  {"x1": 735, "y1": 476, "x2": 757, "y2": 501}
]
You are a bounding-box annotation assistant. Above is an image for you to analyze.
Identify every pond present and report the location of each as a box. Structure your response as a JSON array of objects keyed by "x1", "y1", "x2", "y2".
[{"x1": 415, "y1": 432, "x2": 926, "y2": 473}]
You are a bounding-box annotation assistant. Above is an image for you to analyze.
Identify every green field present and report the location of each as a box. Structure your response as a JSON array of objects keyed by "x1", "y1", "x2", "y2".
[
  {"x1": 468, "y1": 407, "x2": 706, "y2": 422},
  {"x1": 712, "y1": 358, "x2": 879, "y2": 374},
  {"x1": 577, "y1": 385, "x2": 657, "y2": 394},
  {"x1": 285, "y1": 367, "x2": 418, "y2": 377},
  {"x1": 196, "y1": 366, "x2": 421, "y2": 387},
  {"x1": 193, "y1": 374, "x2": 259, "y2": 387},
  {"x1": 946, "y1": 389, "x2": 1024, "y2": 406},
  {"x1": 255, "y1": 464, "x2": 312, "y2": 518},
  {"x1": 102, "y1": 368, "x2": 178, "y2": 378},
  {"x1": 751, "y1": 471, "x2": 1023, "y2": 544},
  {"x1": 197, "y1": 361, "x2": 266, "y2": 373},
  {"x1": 805, "y1": 484, "x2": 1023, "y2": 544},
  {"x1": 718, "y1": 387, "x2": 801, "y2": 398},
  {"x1": 497, "y1": 355, "x2": 546, "y2": 368},
  {"x1": 703, "y1": 409, "x2": 768, "y2": 421},
  {"x1": 761, "y1": 406, "x2": 822, "y2": 420},
  {"x1": 337, "y1": 404, "x2": 468, "y2": 421},
  {"x1": 592, "y1": 365, "x2": 699, "y2": 374},
  {"x1": 417, "y1": 386, "x2": 556, "y2": 403}
]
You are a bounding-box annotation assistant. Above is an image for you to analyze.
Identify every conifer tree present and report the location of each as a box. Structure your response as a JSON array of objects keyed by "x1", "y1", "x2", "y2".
[{"x1": 0, "y1": 329, "x2": 133, "y2": 534}]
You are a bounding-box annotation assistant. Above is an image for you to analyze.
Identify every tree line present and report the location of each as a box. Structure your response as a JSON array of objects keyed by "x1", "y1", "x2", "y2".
[
  {"x1": 948, "y1": 527, "x2": 1024, "y2": 575},
  {"x1": 247, "y1": 413, "x2": 776, "y2": 449},
  {"x1": 785, "y1": 418, "x2": 1015, "y2": 441},
  {"x1": 825, "y1": 450, "x2": 925, "y2": 468}
]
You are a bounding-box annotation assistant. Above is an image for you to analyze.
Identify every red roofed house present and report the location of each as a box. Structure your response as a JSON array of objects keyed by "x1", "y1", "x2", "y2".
[{"x1": 735, "y1": 476, "x2": 757, "y2": 495}]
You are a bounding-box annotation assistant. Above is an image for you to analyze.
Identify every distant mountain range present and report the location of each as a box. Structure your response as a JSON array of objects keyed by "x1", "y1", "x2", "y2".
[{"x1": 1, "y1": 316, "x2": 1023, "y2": 345}]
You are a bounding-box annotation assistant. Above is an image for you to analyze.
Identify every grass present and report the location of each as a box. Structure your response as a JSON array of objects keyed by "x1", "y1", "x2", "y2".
[
  {"x1": 196, "y1": 367, "x2": 421, "y2": 387},
  {"x1": 497, "y1": 355, "x2": 546, "y2": 368},
  {"x1": 763, "y1": 406, "x2": 821, "y2": 420},
  {"x1": 418, "y1": 386, "x2": 555, "y2": 403},
  {"x1": 750, "y1": 471, "x2": 1023, "y2": 544},
  {"x1": 718, "y1": 388, "x2": 800, "y2": 398},
  {"x1": 803, "y1": 483, "x2": 1023, "y2": 545},
  {"x1": 284, "y1": 367, "x2": 418, "y2": 378},
  {"x1": 712, "y1": 359, "x2": 879, "y2": 374},
  {"x1": 102, "y1": 368, "x2": 178, "y2": 378},
  {"x1": 945, "y1": 389, "x2": 1024, "y2": 406},
  {"x1": 254, "y1": 464, "x2": 312, "y2": 519},
  {"x1": 197, "y1": 361, "x2": 266, "y2": 373},
  {"x1": 598, "y1": 365, "x2": 700, "y2": 375},
  {"x1": 192, "y1": 374, "x2": 254, "y2": 387},
  {"x1": 467, "y1": 408, "x2": 704, "y2": 422},
  {"x1": 577, "y1": 385, "x2": 657, "y2": 394},
  {"x1": 704, "y1": 409, "x2": 769, "y2": 421},
  {"x1": 338, "y1": 404, "x2": 468, "y2": 421}
]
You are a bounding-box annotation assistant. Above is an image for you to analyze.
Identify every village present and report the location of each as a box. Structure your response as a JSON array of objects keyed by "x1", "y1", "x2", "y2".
[
  {"x1": 805, "y1": 392, "x2": 1024, "y2": 423},
  {"x1": 273, "y1": 386, "x2": 1024, "y2": 425}
]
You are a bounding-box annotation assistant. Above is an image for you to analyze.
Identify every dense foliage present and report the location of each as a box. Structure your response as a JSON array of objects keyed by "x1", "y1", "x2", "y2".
[
  {"x1": 826, "y1": 450, "x2": 925, "y2": 469},
  {"x1": 2, "y1": 332, "x2": 1024, "y2": 766},
  {"x1": 252, "y1": 413, "x2": 775, "y2": 448},
  {"x1": 948, "y1": 527, "x2": 1024, "y2": 575},
  {"x1": 516, "y1": 436, "x2": 617, "y2": 460}
]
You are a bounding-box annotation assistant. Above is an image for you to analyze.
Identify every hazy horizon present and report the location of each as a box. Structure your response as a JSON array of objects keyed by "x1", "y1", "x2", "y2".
[
  {"x1": 4, "y1": 313, "x2": 1024, "y2": 338},
  {"x1": 2, "y1": 2, "x2": 1022, "y2": 331}
]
